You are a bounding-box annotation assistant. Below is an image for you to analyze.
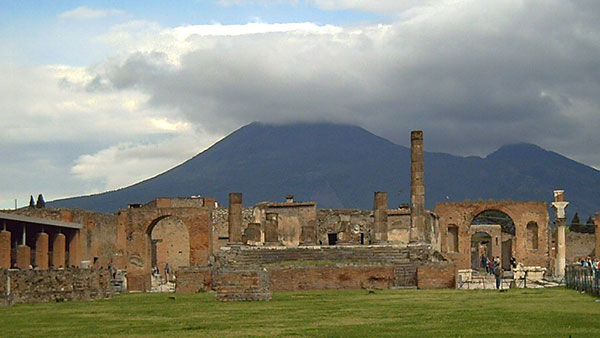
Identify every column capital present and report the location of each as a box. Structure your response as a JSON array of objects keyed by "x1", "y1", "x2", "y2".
[{"x1": 551, "y1": 201, "x2": 569, "y2": 219}]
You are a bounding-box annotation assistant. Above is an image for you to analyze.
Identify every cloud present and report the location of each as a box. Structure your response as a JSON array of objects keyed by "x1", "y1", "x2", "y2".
[
  {"x1": 87, "y1": 1, "x2": 600, "y2": 171},
  {"x1": 59, "y1": 6, "x2": 125, "y2": 20}
]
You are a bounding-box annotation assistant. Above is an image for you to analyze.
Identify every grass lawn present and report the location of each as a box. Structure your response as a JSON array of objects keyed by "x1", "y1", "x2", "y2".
[{"x1": 0, "y1": 288, "x2": 598, "y2": 337}]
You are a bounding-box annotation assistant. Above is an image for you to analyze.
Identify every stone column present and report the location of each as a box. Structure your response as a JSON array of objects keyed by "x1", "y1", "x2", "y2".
[
  {"x1": 35, "y1": 232, "x2": 49, "y2": 270},
  {"x1": 551, "y1": 190, "x2": 569, "y2": 280},
  {"x1": 0, "y1": 228, "x2": 10, "y2": 269},
  {"x1": 410, "y1": 130, "x2": 425, "y2": 243},
  {"x1": 264, "y1": 212, "x2": 279, "y2": 245},
  {"x1": 52, "y1": 233, "x2": 66, "y2": 268},
  {"x1": 228, "y1": 193, "x2": 243, "y2": 244},
  {"x1": 68, "y1": 230, "x2": 81, "y2": 268},
  {"x1": 372, "y1": 191, "x2": 388, "y2": 244}
]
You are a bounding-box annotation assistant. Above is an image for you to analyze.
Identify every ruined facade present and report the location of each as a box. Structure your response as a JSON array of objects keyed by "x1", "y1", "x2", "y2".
[{"x1": 1, "y1": 129, "x2": 597, "y2": 303}]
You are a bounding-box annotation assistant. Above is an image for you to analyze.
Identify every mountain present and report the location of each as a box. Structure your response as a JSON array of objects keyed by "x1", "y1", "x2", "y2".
[{"x1": 48, "y1": 122, "x2": 600, "y2": 218}]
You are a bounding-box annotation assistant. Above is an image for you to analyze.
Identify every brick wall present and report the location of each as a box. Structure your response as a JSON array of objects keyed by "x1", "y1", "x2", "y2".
[
  {"x1": 268, "y1": 265, "x2": 397, "y2": 291},
  {"x1": 175, "y1": 266, "x2": 211, "y2": 293},
  {"x1": 0, "y1": 268, "x2": 113, "y2": 306},
  {"x1": 417, "y1": 262, "x2": 456, "y2": 289},
  {"x1": 213, "y1": 268, "x2": 272, "y2": 301}
]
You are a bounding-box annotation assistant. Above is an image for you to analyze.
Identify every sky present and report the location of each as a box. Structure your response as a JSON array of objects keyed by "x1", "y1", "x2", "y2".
[{"x1": 2, "y1": 1, "x2": 600, "y2": 209}]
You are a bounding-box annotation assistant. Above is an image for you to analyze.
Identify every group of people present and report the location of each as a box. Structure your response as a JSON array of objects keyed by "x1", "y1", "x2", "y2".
[
  {"x1": 480, "y1": 255, "x2": 505, "y2": 289},
  {"x1": 152, "y1": 263, "x2": 172, "y2": 283},
  {"x1": 579, "y1": 257, "x2": 599, "y2": 269}
]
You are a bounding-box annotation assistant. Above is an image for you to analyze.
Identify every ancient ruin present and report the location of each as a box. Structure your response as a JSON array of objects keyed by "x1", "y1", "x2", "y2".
[{"x1": 1, "y1": 130, "x2": 598, "y2": 303}]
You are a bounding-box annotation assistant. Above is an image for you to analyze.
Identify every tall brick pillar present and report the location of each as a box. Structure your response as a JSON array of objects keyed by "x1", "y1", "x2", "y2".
[
  {"x1": 551, "y1": 190, "x2": 569, "y2": 280},
  {"x1": 410, "y1": 130, "x2": 425, "y2": 243},
  {"x1": 264, "y1": 212, "x2": 279, "y2": 245},
  {"x1": 228, "y1": 193, "x2": 243, "y2": 244},
  {"x1": 0, "y1": 229, "x2": 10, "y2": 269},
  {"x1": 68, "y1": 231, "x2": 81, "y2": 268},
  {"x1": 35, "y1": 232, "x2": 49, "y2": 270},
  {"x1": 16, "y1": 245, "x2": 31, "y2": 269},
  {"x1": 300, "y1": 220, "x2": 317, "y2": 246},
  {"x1": 372, "y1": 191, "x2": 388, "y2": 244},
  {"x1": 594, "y1": 213, "x2": 600, "y2": 258},
  {"x1": 52, "y1": 233, "x2": 66, "y2": 268}
]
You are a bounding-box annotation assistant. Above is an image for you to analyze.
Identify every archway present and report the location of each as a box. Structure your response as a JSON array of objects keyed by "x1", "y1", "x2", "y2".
[
  {"x1": 471, "y1": 231, "x2": 492, "y2": 269},
  {"x1": 148, "y1": 216, "x2": 190, "y2": 277},
  {"x1": 471, "y1": 210, "x2": 515, "y2": 270}
]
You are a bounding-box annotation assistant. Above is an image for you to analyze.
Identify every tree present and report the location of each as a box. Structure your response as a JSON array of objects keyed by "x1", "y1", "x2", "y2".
[
  {"x1": 36, "y1": 194, "x2": 46, "y2": 208},
  {"x1": 571, "y1": 212, "x2": 580, "y2": 226},
  {"x1": 586, "y1": 216, "x2": 594, "y2": 225},
  {"x1": 28, "y1": 195, "x2": 35, "y2": 208}
]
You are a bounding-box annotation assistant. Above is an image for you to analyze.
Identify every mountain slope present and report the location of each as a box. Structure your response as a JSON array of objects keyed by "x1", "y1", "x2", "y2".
[{"x1": 48, "y1": 122, "x2": 600, "y2": 218}]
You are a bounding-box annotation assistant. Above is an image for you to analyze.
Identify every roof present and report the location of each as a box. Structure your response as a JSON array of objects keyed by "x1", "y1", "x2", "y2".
[{"x1": 0, "y1": 212, "x2": 82, "y2": 230}]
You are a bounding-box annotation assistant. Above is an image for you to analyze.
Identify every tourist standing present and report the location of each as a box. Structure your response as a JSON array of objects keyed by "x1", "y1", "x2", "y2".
[
  {"x1": 164, "y1": 263, "x2": 171, "y2": 282},
  {"x1": 494, "y1": 260, "x2": 503, "y2": 290}
]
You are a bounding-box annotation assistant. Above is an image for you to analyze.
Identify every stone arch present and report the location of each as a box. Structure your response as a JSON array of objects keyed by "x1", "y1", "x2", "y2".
[
  {"x1": 147, "y1": 215, "x2": 191, "y2": 272},
  {"x1": 447, "y1": 224, "x2": 459, "y2": 253},
  {"x1": 526, "y1": 221, "x2": 539, "y2": 250}
]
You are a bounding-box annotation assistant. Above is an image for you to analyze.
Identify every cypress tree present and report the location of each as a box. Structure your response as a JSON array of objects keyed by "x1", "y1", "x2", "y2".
[
  {"x1": 28, "y1": 195, "x2": 35, "y2": 208},
  {"x1": 36, "y1": 194, "x2": 46, "y2": 208}
]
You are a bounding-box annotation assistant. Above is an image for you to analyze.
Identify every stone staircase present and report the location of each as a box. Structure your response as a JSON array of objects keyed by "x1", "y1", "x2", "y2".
[{"x1": 215, "y1": 245, "x2": 428, "y2": 268}]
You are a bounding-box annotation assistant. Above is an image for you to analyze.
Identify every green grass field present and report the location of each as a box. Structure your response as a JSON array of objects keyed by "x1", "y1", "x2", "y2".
[{"x1": 0, "y1": 288, "x2": 598, "y2": 337}]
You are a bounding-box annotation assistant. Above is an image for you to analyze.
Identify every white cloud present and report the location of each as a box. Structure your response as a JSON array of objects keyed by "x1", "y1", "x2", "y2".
[{"x1": 59, "y1": 6, "x2": 125, "y2": 20}]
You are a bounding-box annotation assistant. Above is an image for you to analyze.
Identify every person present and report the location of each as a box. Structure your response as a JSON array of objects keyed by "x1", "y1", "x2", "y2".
[
  {"x1": 481, "y1": 255, "x2": 487, "y2": 272},
  {"x1": 494, "y1": 259, "x2": 503, "y2": 290},
  {"x1": 487, "y1": 259, "x2": 494, "y2": 275},
  {"x1": 164, "y1": 263, "x2": 171, "y2": 282},
  {"x1": 510, "y1": 257, "x2": 517, "y2": 269},
  {"x1": 152, "y1": 265, "x2": 159, "y2": 277}
]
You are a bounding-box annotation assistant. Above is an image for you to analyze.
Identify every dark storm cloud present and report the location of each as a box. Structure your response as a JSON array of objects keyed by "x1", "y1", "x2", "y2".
[{"x1": 94, "y1": 1, "x2": 600, "y2": 167}]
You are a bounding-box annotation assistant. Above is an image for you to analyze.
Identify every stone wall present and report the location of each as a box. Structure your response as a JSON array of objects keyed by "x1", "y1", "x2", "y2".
[
  {"x1": 417, "y1": 262, "x2": 456, "y2": 289},
  {"x1": 566, "y1": 232, "x2": 595, "y2": 262},
  {"x1": 0, "y1": 268, "x2": 113, "y2": 306},
  {"x1": 211, "y1": 207, "x2": 254, "y2": 253},
  {"x1": 175, "y1": 266, "x2": 212, "y2": 293}
]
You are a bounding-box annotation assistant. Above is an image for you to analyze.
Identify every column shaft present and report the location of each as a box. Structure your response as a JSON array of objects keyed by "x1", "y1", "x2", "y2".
[
  {"x1": 35, "y1": 232, "x2": 49, "y2": 269},
  {"x1": 16, "y1": 245, "x2": 31, "y2": 269},
  {"x1": 410, "y1": 130, "x2": 425, "y2": 243},
  {"x1": 53, "y1": 233, "x2": 66, "y2": 268},
  {"x1": 0, "y1": 230, "x2": 11, "y2": 269},
  {"x1": 228, "y1": 193, "x2": 243, "y2": 243},
  {"x1": 372, "y1": 191, "x2": 388, "y2": 244}
]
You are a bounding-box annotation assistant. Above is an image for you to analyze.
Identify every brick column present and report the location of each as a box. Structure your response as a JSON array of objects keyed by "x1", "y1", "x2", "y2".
[
  {"x1": 68, "y1": 230, "x2": 81, "y2": 268},
  {"x1": 595, "y1": 213, "x2": 600, "y2": 258},
  {"x1": 551, "y1": 190, "x2": 569, "y2": 279},
  {"x1": 16, "y1": 245, "x2": 31, "y2": 269},
  {"x1": 372, "y1": 191, "x2": 388, "y2": 244},
  {"x1": 228, "y1": 193, "x2": 243, "y2": 244},
  {"x1": 264, "y1": 212, "x2": 279, "y2": 245},
  {"x1": 0, "y1": 230, "x2": 10, "y2": 269},
  {"x1": 410, "y1": 130, "x2": 425, "y2": 243},
  {"x1": 35, "y1": 232, "x2": 49, "y2": 270},
  {"x1": 53, "y1": 233, "x2": 66, "y2": 268}
]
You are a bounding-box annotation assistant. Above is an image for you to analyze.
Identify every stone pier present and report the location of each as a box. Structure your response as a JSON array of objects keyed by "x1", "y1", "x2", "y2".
[
  {"x1": 0, "y1": 229, "x2": 10, "y2": 269},
  {"x1": 264, "y1": 213, "x2": 279, "y2": 245},
  {"x1": 372, "y1": 191, "x2": 388, "y2": 244},
  {"x1": 410, "y1": 130, "x2": 425, "y2": 243},
  {"x1": 300, "y1": 222, "x2": 317, "y2": 246},
  {"x1": 52, "y1": 233, "x2": 66, "y2": 268},
  {"x1": 68, "y1": 231, "x2": 81, "y2": 268},
  {"x1": 551, "y1": 190, "x2": 569, "y2": 280},
  {"x1": 228, "y1": 193, "x2": 243, "y2": 244},
  {"x1": 35, "y1": 232, "x2": 49, "y2": 269}
]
